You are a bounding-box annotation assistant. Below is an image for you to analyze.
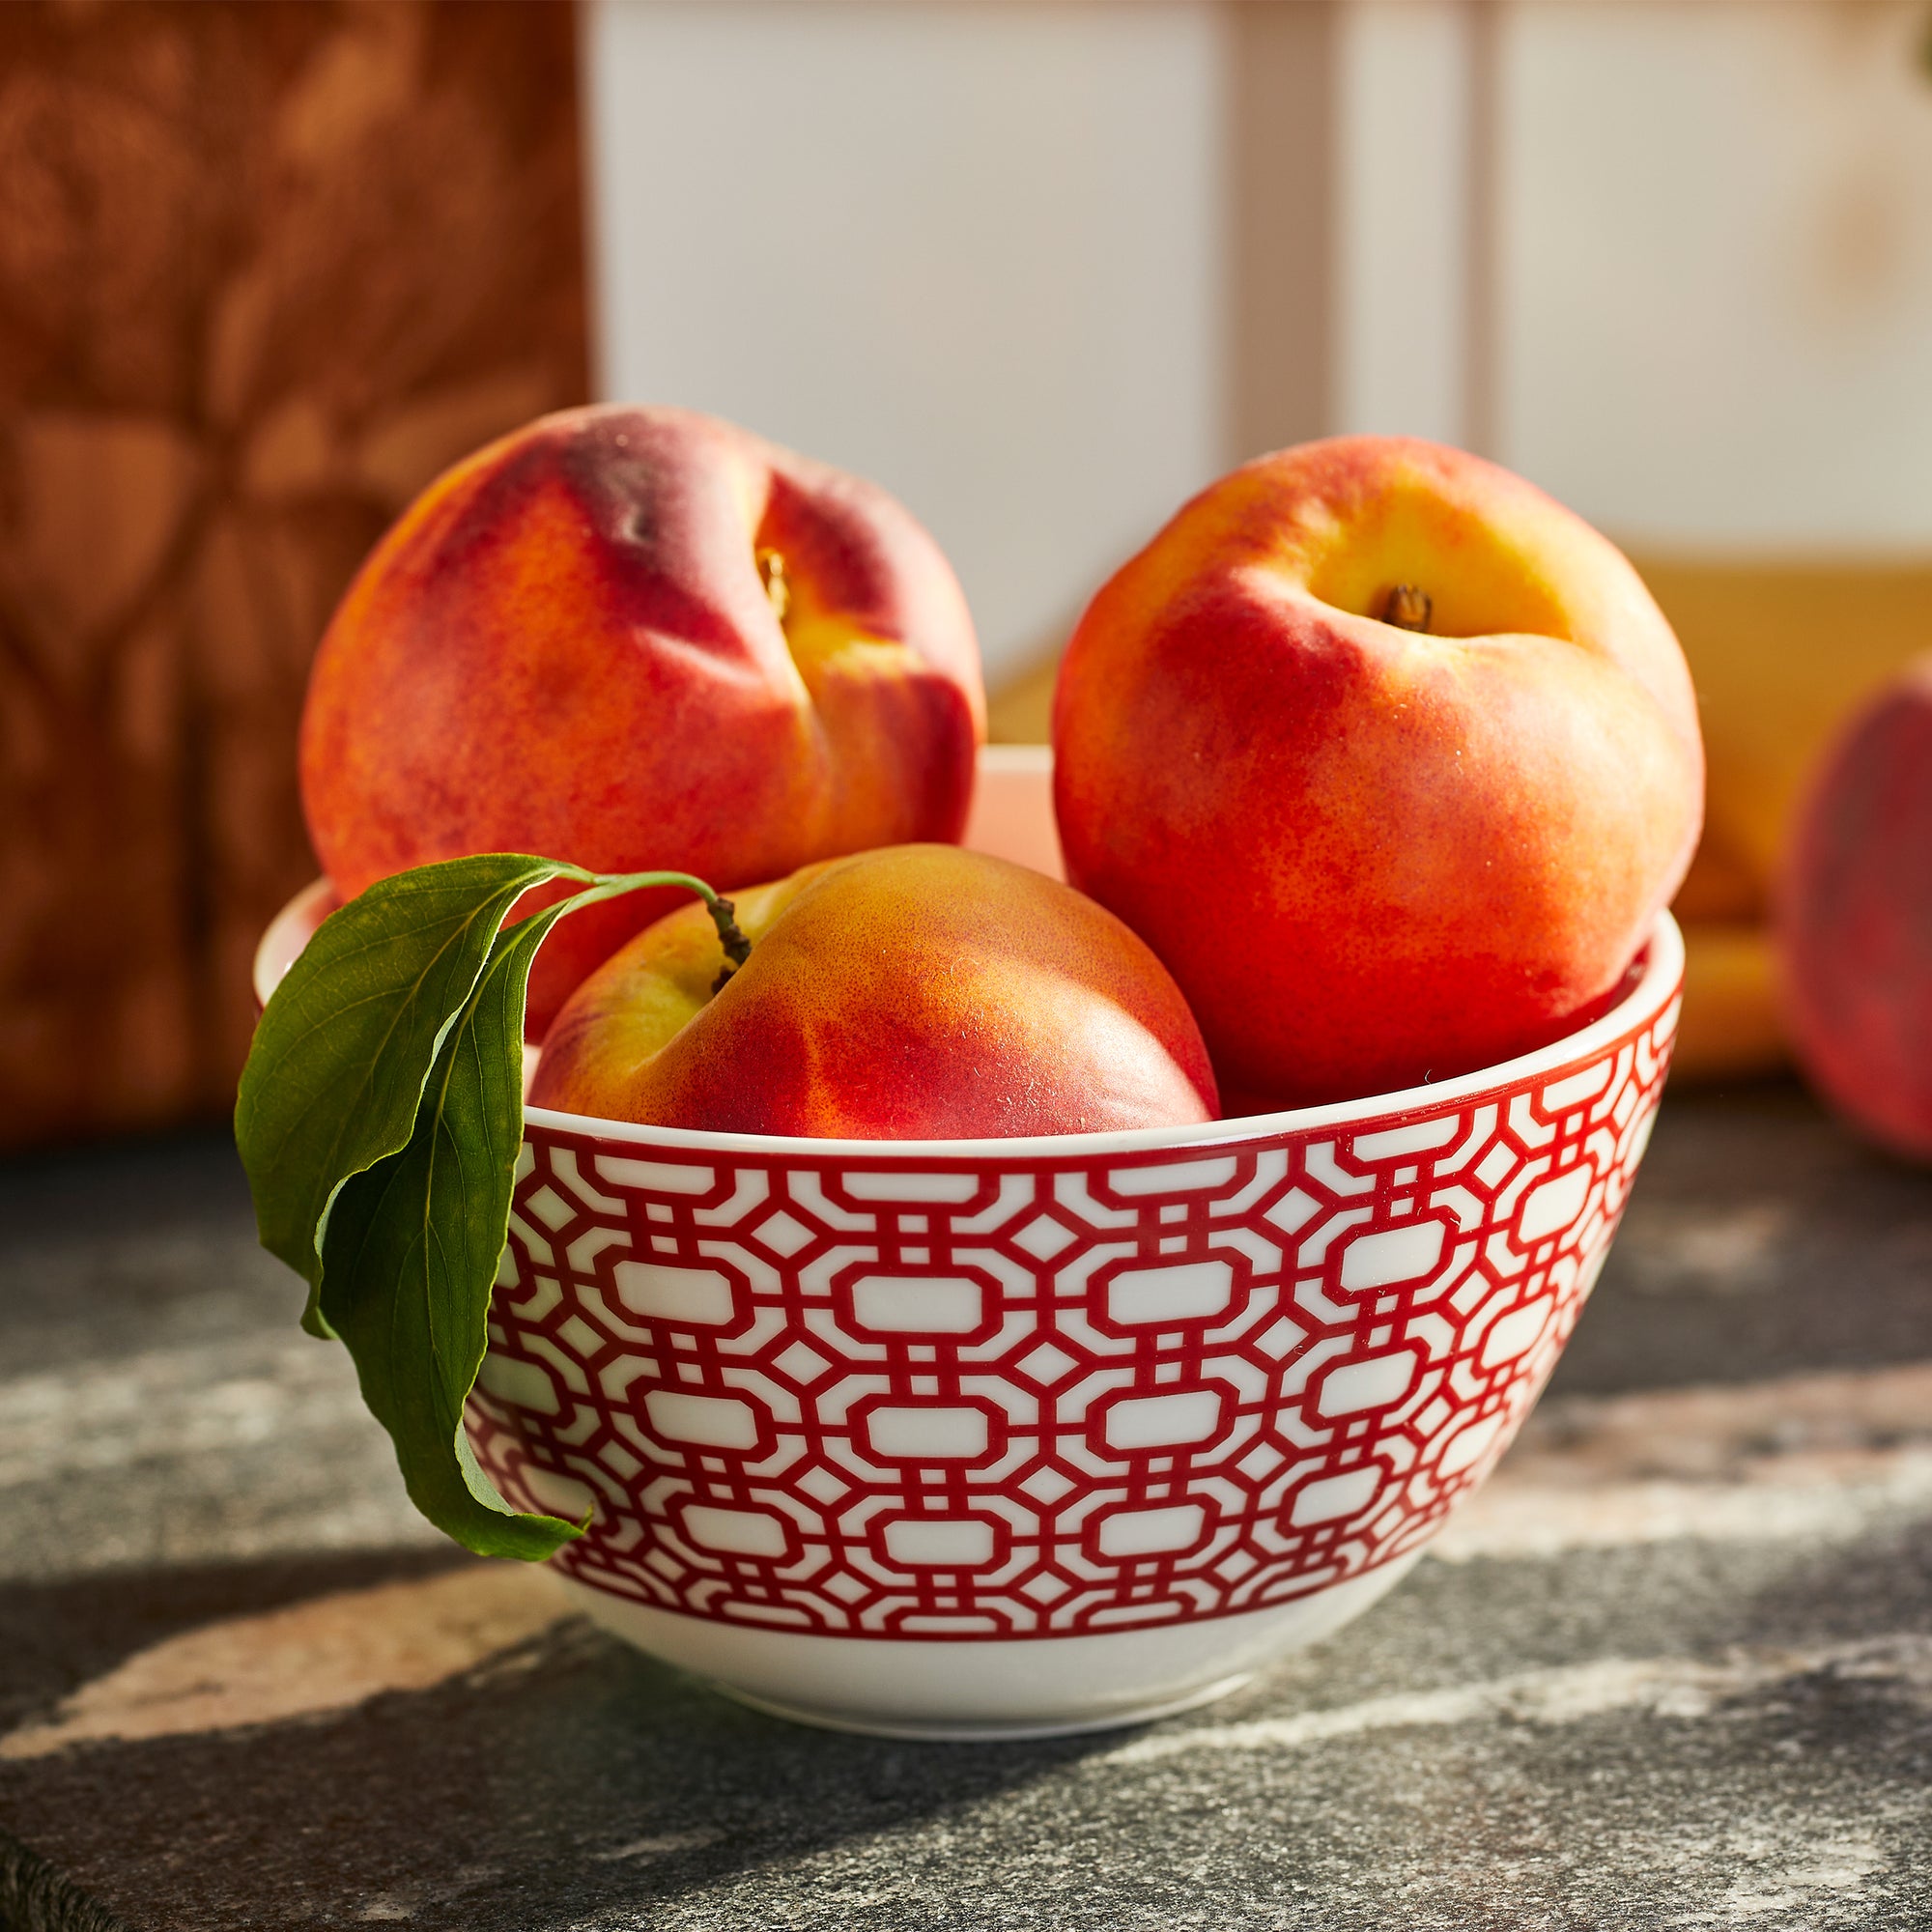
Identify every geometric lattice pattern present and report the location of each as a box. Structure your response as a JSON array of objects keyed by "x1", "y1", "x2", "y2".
[{"x1": 467, "y1": 1000, "x2": 1675, "y2": 1640}]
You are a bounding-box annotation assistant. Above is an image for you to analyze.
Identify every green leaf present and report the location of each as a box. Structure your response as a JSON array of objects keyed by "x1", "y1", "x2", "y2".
[
  {"x1": 316, "y1": 900, "x2": 584, "y2": 1559},
  {"x1": 236, "y1": 854, "x2": 741, "y2": 1559},
  {"x1": 236, "y1": 854, "x2": 575, "y2": 1337}
]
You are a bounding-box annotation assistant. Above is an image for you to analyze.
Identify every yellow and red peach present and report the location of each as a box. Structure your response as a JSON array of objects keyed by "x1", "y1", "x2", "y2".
[
  {"x1": 300, "y1": 405, "x2": 984, "y2": 1036},
  {"x1": 1052, "y1": 436, "x2": 1703, "y2": 1107},
  {"x1": 529, "y1": 844, "x2": 1219, "y2": 1139},
  {"x1": 1776, "y1": 656, "x2": 1932, "y2": 1161}
]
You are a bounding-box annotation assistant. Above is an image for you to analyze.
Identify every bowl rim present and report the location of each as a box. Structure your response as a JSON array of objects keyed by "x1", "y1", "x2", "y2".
[{"x1": 521, "y1": 911, "x2": 1683, "y2": 1161}]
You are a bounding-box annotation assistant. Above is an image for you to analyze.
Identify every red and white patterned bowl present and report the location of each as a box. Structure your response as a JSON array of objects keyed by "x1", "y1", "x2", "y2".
[{"x1": 256, "y1": 748, "x2": 1681, "y2": 1739}]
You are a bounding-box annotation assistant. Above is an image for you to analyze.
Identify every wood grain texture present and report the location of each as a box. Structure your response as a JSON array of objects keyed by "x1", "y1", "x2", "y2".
[{"x1": 0, "y1": 0, "x2": 589, "y2": 1150}]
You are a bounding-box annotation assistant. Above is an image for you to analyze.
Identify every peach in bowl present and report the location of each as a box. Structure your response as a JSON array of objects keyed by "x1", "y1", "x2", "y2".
[{"x1": 253, "y1": 748, "x2": 1681, "y2": 1740}]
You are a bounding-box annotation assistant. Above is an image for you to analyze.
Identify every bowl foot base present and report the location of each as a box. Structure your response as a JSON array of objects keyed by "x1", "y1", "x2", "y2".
[
  {"x1": 713, "y1": 1669, "x2": 1257, "y2": 1742},
  {"x1": 560, "y1": 1553, "x2": 1422, "y2": 1742}
]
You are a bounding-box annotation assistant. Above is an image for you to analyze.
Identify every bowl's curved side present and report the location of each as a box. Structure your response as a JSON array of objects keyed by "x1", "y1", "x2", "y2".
[
  {"x1": 250, "y1": 748, "x2": 1684, "y2": 1729},
  {"x1": 464, "y1": 954, "x2": 1678, "y2": 1732}
]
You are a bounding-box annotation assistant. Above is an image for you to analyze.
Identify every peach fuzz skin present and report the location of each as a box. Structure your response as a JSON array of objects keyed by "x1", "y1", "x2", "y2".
[
  {"x1": 1053, "y1": 436, "x2": 1703, "y2": 1108},
  {"x1": 528, "y1": 845, "x2": 1220, "y2": 1140},
  {"x1": 300, "y1": 405, "x2": 984, "y2": 1037}
]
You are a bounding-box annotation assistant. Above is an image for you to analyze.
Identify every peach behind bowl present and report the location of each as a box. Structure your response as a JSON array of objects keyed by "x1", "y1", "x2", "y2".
[{"x1": 255, "y1": 746, "x2": 1682, "y2": 1740}]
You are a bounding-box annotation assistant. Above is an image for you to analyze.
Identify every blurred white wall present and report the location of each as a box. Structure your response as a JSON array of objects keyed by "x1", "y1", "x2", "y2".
[
  {"x1": 584, "y1": 0, "x2": 1228, "y2": 685},
  {"x1": 1303, "y1": 0, "x2": 1932, "y2": 554},
  {"x1": 1499, "y1": 1, "x2": 1932, "y2": 549},
  {"x1": 1333, "y1": 0, "x2": 1478, "y2": 448},
  {"x1": 585, "y1": 0, "x2": 1932, "y2": 689}
]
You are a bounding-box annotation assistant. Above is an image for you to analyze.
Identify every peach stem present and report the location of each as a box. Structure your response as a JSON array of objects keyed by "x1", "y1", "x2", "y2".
[
  {"x1": 704, "y1": 896, "x2": 752, "y2": 992},
  {"x1": 757, "y1": 548, "x2": 789, "y2": 624},
  {"x1": 1382, "y1": 583, "x2": 1433, "y2": 632},
  {"x1": 547, "y1": 864, "x2": 751, "y2": 992}
]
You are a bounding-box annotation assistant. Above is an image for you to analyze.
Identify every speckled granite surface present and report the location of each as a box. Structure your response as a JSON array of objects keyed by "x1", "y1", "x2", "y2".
[{"x1": 3, "y1": 1085, "x2": 1929, "y2": 1930}]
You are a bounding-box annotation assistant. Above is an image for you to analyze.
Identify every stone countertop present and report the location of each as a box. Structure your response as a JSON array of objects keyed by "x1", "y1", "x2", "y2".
[{"x1": 2, "y1": 1084, "x2": 1928, "y2": 1931}]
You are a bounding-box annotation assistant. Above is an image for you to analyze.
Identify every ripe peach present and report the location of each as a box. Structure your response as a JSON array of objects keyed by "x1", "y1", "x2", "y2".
[
  {"x1": 1053, "y1": 436, "x2": 1703, "y2": 1107},
  {"x1": 300, "y1": 405, "x2": 984, "y2": 1036},
  {"x1": 1776, "y1": 657, "x2": 1932, "y2": 1160},
  {"x1": 528, "y1": 844, "x2": 1219, "y2": 1138}
]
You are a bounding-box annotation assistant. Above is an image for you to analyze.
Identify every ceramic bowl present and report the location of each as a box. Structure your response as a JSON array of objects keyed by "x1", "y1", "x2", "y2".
[{"x1": 255, "y1": 746, "x2": 1681, "y2": 1740}]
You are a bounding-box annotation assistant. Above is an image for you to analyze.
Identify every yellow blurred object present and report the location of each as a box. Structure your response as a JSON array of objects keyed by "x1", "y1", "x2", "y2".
[
  {"x1": 1635, "y1": 554, "x2": 1932, "y2": 886},
  {"x1": 1668, "y1": 817, "x2": 1761, "y2": 924},
  {"x1": 1671, "y1": 922, "x2": 1786, "y2": 1084},
  {"x1": 1634, "y1": 554, "x2": 1932, "y2": 1080},
  {"x1": 985, "y1": 649, "x2": 1059, "y2": 745}
]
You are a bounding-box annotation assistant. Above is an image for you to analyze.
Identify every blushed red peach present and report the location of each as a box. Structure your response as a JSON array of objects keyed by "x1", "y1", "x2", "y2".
[
  {"x1": 300, "y1": 405, "x2": 984, "y2": 1037},
  {"x1": 1776, "y1": 656, "x2": 1932, "y2": 1161},
  {"x1": 528, "y1": 844, "x2": 1219, "y2": 1139},
  {"x1": 1052, "y1": 436, "x2": 1702, "y2": 1107}
]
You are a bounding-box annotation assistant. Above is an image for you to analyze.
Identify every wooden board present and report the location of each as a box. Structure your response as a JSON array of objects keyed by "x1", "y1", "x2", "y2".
[{"x1": 0, "y1": 0, "x2": 589, "y2": 1150}]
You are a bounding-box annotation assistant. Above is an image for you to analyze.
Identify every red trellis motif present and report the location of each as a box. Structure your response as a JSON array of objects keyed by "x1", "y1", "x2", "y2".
[{"x1": 467, "y1": 1009, "x2": 1673, "y2": 1640}]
